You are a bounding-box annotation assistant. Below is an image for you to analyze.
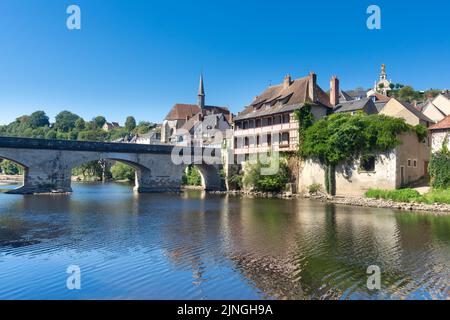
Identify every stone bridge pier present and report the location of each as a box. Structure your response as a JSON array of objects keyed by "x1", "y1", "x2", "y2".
[{"x1": 0, "y1": 138, "x2": 225, "y2": 194}]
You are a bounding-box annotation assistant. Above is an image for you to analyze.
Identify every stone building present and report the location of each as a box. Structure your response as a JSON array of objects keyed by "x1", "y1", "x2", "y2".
[
  {"x1": 102, "y1": 122, "x2": 120, "y2": 132},
  {"x1": 160, "y1": 76, "x2": 231, "y2": 144},
  {"x1": 379, "y1": 98, "x2": 433, "y2": 127},
  {"x1": 176, "y1": 113, "x2": 231, "y2": 147},
  {"x1": 367, "y1": 64, "x2": 392, "y2": 96},
  {"x1": 422, "y1": 92, "x2": 450, "y2": 123},
  {"x1": 429, "y1": 115, "x2": 450, "y2": 153},
  {"x1": 299, "y1": 131, "x2": 431, "y2": 196},
  {"x1": 232, "y1": 72, "x2": 335, "y2": 162}
]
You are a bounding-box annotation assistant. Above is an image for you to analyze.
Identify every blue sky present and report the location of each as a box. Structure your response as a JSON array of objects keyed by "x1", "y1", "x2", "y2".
[{"x1": 0, "y1": 0, "x2": 449, "y2": 124}]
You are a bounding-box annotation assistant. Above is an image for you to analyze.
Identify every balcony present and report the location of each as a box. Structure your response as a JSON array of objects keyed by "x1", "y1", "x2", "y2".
[{"x1": 234, "y1": 122, "x2": 299, "y2": 137}]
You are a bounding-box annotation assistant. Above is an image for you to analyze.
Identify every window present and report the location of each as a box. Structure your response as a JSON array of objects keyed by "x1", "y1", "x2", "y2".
[
  {"x1": 256, "y1": 135, "x2": 260, "y2": 146},
  {"x1": 267, "y1": 134, "x2": 272, "y2": 146},
  {"x1": 407, "y1": 159, "x2": 412, "y2": 167},
  {"x1": 244, "y1": 137, "x2": 249, "y2": 147},
  {"x1": 360, "y1": 156, "x2": 376, "y2": 172},
  {"x1": 281, "y1": 132, "x2": 290, "y2": 144},
  {"x1": 413, "y1": 159, "x2": 417, "y2": 168},
  {"x1": 267, "y1": 117, "x2": 272, "y2": 126},
  {"x1": 256, "y1": 119, "x2": 261, "y2": 128},
  {"x1": 283, "y1": 114, "x2": 290, "y2": 124},
  {"x1": 243, "y1": 121, "x2": 248, "y2": 129}
]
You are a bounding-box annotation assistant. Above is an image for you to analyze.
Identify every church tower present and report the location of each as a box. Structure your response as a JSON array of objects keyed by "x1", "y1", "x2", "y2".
[{"x1": 198, "y1": 75, "x2": 205, "y2": 109}]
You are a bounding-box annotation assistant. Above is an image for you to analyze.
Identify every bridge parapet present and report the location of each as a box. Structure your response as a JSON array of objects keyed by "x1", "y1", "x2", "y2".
[{"x1": 0, "y1": 137, "x2": 225, "y2": 194}]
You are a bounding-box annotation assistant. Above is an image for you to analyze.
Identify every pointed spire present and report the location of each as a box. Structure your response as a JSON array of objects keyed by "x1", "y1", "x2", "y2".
[{"x1": 198, "y1": 74, "x2": 205, "y2": 109}]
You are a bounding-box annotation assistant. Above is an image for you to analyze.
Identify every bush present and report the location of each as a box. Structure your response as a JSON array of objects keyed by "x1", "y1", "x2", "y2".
[
  {"x1": 308, "y1": 183, "x2": 322, "y2": 194},
  {"x1": 0, "y1": 160, "x2": 23, "y2": 175},
  {"x1": 111, "y1": 162, "x2": 135, "y2": 181},
  {"x1": 365, "y1": 188, "x2": 421, "y2": 202},
  {"x1": 429, "y1": 146, "x2": 450, "y2": 189},
  {"x1": 420, "y1": 189, "x2": 450, "y2": 204},
  {"x1": 243, "y1": 159, "x2": 289, "y2": 192},
  {"x1": 182, "y1": 165, "x2": 202, "y2": 186}
]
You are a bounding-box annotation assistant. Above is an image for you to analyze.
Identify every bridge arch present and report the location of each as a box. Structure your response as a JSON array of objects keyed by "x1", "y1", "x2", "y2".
[
  {"x1": 67, "y1": 154, "x2": 154, "y2": 193},
  {"x1": 0, "y1": 137, "x2": 226, "y2": 194},
  {"x1": 183, "y1": 164, "x2": 224, "y2": 192}
]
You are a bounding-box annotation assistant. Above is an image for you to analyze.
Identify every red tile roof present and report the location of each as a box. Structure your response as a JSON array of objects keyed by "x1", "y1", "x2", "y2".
[
  {"x1": 429, "y1": 115, "x2": 450, "y2": 130},
  {"x1": 164, "y1": 104, "x2": 229, "y2": 121}
]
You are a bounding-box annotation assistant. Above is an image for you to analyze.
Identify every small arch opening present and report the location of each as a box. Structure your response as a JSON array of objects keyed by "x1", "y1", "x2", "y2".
[
  {"x1": 0, "y1": 157, "x2": 26, "y2": 192},
  {"x1": 71, "y1": 158, "x2": 149, "y2": 192}
]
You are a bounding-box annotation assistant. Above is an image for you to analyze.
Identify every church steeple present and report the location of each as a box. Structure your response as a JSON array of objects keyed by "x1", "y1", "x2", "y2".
[{"x1": 198, "y1": 74, "x2": 205, "y2": 109}]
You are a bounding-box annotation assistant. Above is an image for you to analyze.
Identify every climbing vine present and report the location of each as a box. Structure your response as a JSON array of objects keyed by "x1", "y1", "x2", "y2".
[
  {"x1": 299, "y1": 112, "x2": 427, "y2": 195},
  {"x1": 294, "y1": 104, "x2": 314, "y2": 152},
  {"x1": 429, "y1": 136, "x2": 450, "y2": 189}
]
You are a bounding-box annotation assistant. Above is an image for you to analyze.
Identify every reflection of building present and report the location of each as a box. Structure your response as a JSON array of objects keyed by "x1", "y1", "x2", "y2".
[
  {"x1": 233, "y1": 72, "x2": 333, "y2": 162},
  {"x1": 161, "y1": 76, "x2": 231, "y2": 145}
]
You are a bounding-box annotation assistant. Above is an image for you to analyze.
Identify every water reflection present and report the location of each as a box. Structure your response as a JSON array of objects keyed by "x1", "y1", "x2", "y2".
[{"x1": 0, "y1": 183, "x2": 448, "y2": 300}]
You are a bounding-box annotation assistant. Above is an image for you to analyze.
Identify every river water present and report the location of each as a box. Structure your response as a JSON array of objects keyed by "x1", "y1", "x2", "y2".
[{"x1": 0, "y1": 183, "x2": 449, "y2": 300}]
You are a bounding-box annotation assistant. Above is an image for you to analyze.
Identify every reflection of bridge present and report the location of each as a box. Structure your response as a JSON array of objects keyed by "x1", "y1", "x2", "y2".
[{"x1": 0, "y1": 137, "x2": 224, "y2": 194}]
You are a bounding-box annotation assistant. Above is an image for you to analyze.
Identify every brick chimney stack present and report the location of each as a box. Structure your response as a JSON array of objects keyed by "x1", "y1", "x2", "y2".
[
  {"x1": 330, "y1": 75, "x2": 339, "y2": 107},
  {"x1": 308, "y1": 72, "x2": 317, "y2": 102},
  {"x1": 283, "y1": 74, "x2": 292, "y2": 89}
]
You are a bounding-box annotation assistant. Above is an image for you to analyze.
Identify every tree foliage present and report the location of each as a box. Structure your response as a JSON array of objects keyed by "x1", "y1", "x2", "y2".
[
  {"x1": 243, "y1": 159, "x2": 289, "y2": 192},
  {"x1": 111, "y1": 162, "x2": 135, "y2": 181},
  {"x1": 125, "y1": 116, "x2": 137, "y2": 132},
  {"x1": 300, "y1": 113, "x2": 426, "y2": 166},
  {"x1": 429, "y1": 137, "x2": 450, "y2": 189},
  {"x1": 182, "y1": 165, "x2": 202, "y2": 186}
]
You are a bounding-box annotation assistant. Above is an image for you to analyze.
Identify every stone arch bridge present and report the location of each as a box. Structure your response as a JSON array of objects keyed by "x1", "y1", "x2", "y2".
[{"x1": 0, "y1": 137, "x2": 225, "y2": 194}]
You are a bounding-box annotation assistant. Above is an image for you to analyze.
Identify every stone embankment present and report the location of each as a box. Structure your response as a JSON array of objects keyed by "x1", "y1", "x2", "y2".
[{"x1": 210, "y1": 190, "x2": 450, "y2": 214}]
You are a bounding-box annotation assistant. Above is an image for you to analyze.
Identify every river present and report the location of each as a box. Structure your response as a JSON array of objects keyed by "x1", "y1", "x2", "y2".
[{"x1": 0, "y1": 183, "x2": 449, "y2": 300}]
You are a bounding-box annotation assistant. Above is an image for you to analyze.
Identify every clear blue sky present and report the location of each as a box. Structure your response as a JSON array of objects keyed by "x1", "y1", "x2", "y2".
[{"x1": 0, "y1": 0, "x2": 449, "y2": 125}]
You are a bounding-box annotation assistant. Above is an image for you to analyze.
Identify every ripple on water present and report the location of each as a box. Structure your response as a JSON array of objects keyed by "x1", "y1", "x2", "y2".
[{"x1": 0, "y1": 184, "x2": 449, "y2": 300}]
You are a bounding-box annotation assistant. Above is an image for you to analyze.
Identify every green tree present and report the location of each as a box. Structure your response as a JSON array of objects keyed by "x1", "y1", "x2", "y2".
[
  {"x1": 28, "y1": 111, "x2": 50, "y2": 129},
  {"x1": 0, "y1": 160, "x2": 22, "y2": 175},
  {"x1": 111, "y1": 162, "x2": 135, "y2": 181},
  {"x1": 92, "y1": 116, "x2": 107, "y2": 129},
  {"x1": 243, "y1": 159, "x2": 289, "y2": 192},
  {"x1": 54, "y1": 111, "x2": 81, "y2": 132},
  {"x1": 125, "y1": 116, "x2": 137, "y2": 132},
  {"x1": 45, "y1": 130, "x2": 57, "y2": 140},
  {"x1": 75, "y1": 118, "x2": 86, "y2": 130}
]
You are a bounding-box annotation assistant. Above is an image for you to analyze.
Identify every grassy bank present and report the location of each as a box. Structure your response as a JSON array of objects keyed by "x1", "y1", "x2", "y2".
[{"x1": 365, "y1": 188, "x2": 450, "y2": 204}]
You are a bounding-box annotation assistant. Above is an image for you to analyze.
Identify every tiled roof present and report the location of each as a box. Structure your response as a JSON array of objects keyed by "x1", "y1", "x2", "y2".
[
  {"x1": 398, "y1": 100, "x2": 434, "y2": 123},
  {"x1": 374, "y1": 101, "x2": 387, "y2": 113},
  {"x1": 368, "y1": 92, "x2": 391, "y2": 102},
  {"x1": 334, "y1": 98, "x2": 377, "y2": 114},
  {"x1": 429, "y1": 115, "x2": 450, "y2": 130},
  {"x1": 234, "y1": 74, "x2": 331, "y2": 121},
  {"x1": 164, "y1": 104, "x2": 230, "y2": 121}
]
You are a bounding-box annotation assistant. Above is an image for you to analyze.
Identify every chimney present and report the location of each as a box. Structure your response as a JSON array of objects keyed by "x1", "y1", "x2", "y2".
[
  {"x1": 330, "y1": 75, "x2": 340, "y2": 107},
  {"x1": 308, "y1": 71, "x2": 317, "y2": 102},
  {"x1": 283, "y1": 74, "x2": 292, "y2": 89}
]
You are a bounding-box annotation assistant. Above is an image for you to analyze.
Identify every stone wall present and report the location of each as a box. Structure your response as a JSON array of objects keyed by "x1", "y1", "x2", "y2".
[
  {"x1": 431, "y1": 130, "x2": 450, "y2": 153},
  {"x1": 0, "y1": 138, "x2": 225, "y2": 194}
]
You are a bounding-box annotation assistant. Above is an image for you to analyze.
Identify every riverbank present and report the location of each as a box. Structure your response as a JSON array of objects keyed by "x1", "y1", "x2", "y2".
[
  {"x1": 210, "y1": 190, "x2": 450, "y2": 214},
  {"x1": 0, "y1": 174, "x2": 21, "y2": 185}
]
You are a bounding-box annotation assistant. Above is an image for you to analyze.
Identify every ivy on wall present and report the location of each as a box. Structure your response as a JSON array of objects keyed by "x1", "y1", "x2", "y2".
[
  {"x1": 429, "y1": 137, "x2": 450, "y2": 189},
  {"x1": 297, "y1": 111, "x2": 427, "y2": 195}
]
